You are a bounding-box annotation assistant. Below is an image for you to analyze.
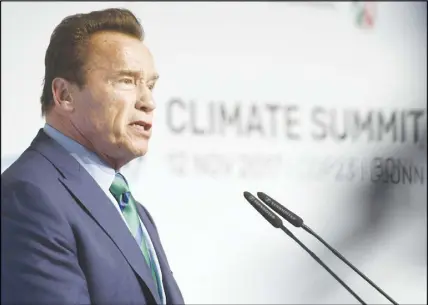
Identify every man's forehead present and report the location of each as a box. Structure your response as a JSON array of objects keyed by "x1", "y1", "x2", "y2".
[
  {"x1": 86, "y1": 31, "x2": 157, "y2": 74},
  {"x1": 89, "y1": 31, "x2": 145, "y2": 47}
]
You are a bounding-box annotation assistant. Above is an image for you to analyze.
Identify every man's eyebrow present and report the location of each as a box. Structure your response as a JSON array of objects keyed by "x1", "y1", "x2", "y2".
[
  {"x1": 115, "y1": 70, "x2": 140, "y2": 77},
  {"x1": 115, "y1": 70, "x2": 159, "y2": 81}
]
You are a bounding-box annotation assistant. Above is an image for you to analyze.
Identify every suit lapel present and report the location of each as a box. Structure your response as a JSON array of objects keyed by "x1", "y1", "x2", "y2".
[
  {"x1": 30, "y1": 129, "x2": 161, "y2": 304},
  {"x1": 136, "y1": 204, "x2": 185, "y2": 305}
]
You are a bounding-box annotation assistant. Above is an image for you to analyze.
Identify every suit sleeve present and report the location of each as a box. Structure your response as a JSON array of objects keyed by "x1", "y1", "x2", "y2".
[{"x1": 1, "y1": 181, "x2": 90, "y2": 305}]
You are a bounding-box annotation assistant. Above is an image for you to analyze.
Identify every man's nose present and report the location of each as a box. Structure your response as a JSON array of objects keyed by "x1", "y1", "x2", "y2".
[{"x1": 136, "y1": 86, "x2": 156, "y2": 112}]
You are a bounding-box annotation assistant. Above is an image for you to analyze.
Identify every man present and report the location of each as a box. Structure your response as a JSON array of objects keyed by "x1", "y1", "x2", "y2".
[{"x1": 1, "y1": 8, "x2": 184, "y2": 305}]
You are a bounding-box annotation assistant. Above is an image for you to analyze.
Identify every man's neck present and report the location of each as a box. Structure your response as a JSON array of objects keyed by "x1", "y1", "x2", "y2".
[{"x1": 45, "y1": 114, "x2": 124, "y2": 170}]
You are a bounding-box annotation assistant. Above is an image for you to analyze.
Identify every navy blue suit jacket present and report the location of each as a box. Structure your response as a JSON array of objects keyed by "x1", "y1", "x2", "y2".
[{"x1": 1, "y1": 130, "x2": 184, "y2": 305}]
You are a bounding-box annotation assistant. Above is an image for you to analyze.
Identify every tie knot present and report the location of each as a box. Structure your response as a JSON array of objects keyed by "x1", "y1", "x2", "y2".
[{"x1": 109, "y1": 173, "x2": 131, "y2": 207}]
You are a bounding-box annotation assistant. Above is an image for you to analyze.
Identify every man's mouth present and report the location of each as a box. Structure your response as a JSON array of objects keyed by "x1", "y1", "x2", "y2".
[{"x1": 130, "y1": 121, "x2": 152, "y2": 131}]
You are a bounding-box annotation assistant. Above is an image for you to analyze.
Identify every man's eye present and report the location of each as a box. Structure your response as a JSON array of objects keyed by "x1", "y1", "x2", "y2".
[{"x1": 120, "y1": 78, "x2": 135, "y2": 85}]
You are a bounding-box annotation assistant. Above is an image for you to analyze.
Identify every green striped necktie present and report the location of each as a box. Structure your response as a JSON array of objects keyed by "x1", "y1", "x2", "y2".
[{"x1": 109, "y1": 173, "x2": 164, "y2": 304}]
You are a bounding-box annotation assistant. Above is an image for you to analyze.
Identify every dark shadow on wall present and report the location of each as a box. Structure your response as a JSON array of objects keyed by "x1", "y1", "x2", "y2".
[{"x1": 290, "y1": 127, "x2": 427, "y2": 304}]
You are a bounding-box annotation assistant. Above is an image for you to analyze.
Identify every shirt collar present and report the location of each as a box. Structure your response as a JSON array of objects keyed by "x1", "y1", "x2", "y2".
[{"x1": 43, "y1": 123, "x2": 116, "y2": 193}]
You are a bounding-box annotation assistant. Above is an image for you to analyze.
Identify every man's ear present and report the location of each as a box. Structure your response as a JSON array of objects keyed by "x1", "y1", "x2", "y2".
[{"x1": 51, "y1": 77, "x2": 75, "y2": 113}]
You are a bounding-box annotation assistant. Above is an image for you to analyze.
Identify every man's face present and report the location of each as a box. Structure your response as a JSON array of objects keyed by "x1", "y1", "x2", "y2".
[{"x1": 70, "y1": 31, "x2": 158, "y2": 168}]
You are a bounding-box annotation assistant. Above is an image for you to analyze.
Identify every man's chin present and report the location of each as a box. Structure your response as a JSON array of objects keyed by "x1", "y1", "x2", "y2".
[{"x1": 130, "y1": 141, "x2": 149, "y2": 157}]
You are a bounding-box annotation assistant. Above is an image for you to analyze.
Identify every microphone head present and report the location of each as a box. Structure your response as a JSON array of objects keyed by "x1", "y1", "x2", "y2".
[
  {"x1": 257, "y1": 192, "x2": 304, "y2": 228},
  {"x1": 243, "y1": 191, "x2": 283, "y2": 228}
]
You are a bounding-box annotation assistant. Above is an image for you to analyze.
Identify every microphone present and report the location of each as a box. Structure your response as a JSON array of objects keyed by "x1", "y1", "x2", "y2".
[
  {"x1": 256, "y1": 191, "x2": 399, "y2": 305},
  {"x1": 243, "y1": 191, "x2": 366, "y2": 305}
]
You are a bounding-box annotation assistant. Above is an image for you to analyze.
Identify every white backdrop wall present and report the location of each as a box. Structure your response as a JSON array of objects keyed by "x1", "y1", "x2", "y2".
[{"x1": 2, "y1": 2, "x2": 427, "y2": 304}]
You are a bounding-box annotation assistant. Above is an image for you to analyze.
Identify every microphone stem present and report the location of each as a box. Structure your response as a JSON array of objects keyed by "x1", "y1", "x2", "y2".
[
  {"x1": 280, "y1": 225, "x2": 366, "y2": 305},
  {"x1": 301, "y1": 224, "x2": 399, "y2": 305}
]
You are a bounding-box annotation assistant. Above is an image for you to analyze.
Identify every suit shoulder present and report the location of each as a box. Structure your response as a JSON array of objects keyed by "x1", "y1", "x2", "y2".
[
  {"x1": 1, "y1": 149, "x2": 67, "y2": 216},
  {"x1": 2, "y1": 148, "x2": 61, "y2": 187},
  {"x1": 1, "y1": 154, "x2": 74, "y2": 242}
]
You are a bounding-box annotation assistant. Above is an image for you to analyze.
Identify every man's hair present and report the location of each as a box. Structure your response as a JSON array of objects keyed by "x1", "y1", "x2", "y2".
[{"x1": 40, "y1": 8, "x2": 144, "y2": 115}]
